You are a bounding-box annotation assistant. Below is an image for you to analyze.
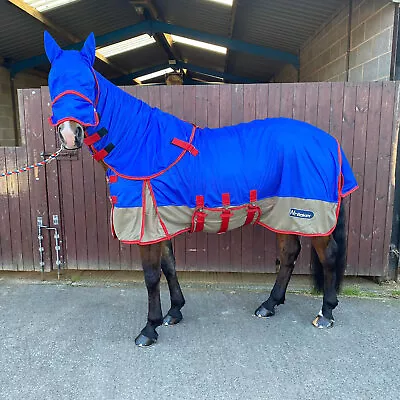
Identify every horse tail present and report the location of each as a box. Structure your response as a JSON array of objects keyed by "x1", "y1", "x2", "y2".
[{"x1": 311, "y1": 201, "x2": 347, "y2": 292}]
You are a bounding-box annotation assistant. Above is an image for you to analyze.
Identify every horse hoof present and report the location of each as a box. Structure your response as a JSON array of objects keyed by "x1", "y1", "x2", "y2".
[
  {"x1": 163, "y1": 314, "x2": 182, "y2": 326},
  {"x1": 312, "y1": 315, "x2": 334, "y2": 329},
  {"x1": 135, "y1": 334, "x2": 157, "y2": 347},
  {"x1": 254, "y1": 305, "x2": 275, "y2": 318}
]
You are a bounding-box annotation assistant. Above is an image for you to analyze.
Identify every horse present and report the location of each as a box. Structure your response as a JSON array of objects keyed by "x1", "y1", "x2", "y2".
[{"x1": 43, "y1": 32, "x2": 358, "y2": 347}]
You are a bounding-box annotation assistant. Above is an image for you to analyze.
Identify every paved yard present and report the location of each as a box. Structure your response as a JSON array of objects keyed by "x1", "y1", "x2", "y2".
[{"x1": 0, "y1": 280, "x2": 399, "y2": 400}]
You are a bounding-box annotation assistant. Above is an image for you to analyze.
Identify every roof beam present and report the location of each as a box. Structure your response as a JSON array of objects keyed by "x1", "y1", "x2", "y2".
[
  {"x1": 130, "y1": 0, "x2": 179, "y2": 61},
  {"x1": 224, "y1": 0, "x2": 238, "y2": 78},
  {"x1": 112, "y1": 61, "x2": 261, "y2": 85},
  {"x1": 9, "y1": 20, "x2": 299, "y2": 75},
  {"x1": 7, "y1": 0, "x2": 129, "y2": 75}
]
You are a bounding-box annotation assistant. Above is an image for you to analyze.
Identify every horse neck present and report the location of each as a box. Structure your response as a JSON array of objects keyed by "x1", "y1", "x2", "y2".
[{"x1": 93, "y1": 72, "x2": 151, "y2": 139}]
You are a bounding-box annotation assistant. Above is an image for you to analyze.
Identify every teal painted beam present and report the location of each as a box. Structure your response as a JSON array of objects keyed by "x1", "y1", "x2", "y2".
[
  {"x1": 10, "y1": 20, "x2": 299, "y2": 75},
  {"x1": 112, "y1": 61, "x2": 260, "y2": 85}
]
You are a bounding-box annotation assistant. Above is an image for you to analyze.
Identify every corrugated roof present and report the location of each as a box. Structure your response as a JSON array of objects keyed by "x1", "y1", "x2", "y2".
[{"x1": 0, "y1": 0, "x2": 348, "y2": 84}]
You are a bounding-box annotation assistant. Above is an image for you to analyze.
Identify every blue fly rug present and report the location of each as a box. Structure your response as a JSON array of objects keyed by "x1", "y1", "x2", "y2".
[{"x1": 45, "y1": 32, "x2": 358, "y2": 245}]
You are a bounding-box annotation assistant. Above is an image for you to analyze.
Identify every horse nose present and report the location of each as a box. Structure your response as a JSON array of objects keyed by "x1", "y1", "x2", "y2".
[{"x1": 59, "y1": 125, "x2": 76, "y2": 148}]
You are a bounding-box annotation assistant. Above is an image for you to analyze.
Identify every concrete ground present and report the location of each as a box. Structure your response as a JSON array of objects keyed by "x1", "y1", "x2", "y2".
[{"x1": 0, "y1": 272, "x2": 399, "y2": 400}]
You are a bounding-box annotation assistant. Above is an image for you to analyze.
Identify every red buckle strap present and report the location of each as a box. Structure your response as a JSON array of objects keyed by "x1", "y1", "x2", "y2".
[
  {"x1": 191, "y1": 195, "x2": 207, "y2": 232},
  {"x1": 93, "y1": 143, "x2": 115, "y2": 161},
  {"x1": 171, "y1": 138, "x2": 199, "y2": 156},
  {"x1": 110, "y1": 195, "x2": 117, "y2": 204},
  {"x1": 84, "y1": 127, "x2": 108, "y2": 146},
  {"x1": 218, "y1": 193, "x2": 232, "y2": 234},
  {"x1": 244, "y1": 190, "x2": 261, "y2": 225}
]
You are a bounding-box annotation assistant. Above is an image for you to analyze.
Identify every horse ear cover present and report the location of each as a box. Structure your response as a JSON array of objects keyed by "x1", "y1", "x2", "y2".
[
  {"x1": 80, "y1": 32, "x2": 96, "y2": 66},
  {"x1": 44, "y1": 31, "x2": 62, "y2": 63}
]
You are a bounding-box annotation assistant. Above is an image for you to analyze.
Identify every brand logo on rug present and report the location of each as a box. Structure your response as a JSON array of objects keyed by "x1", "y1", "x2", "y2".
[{"x1": 289, "y1": 208, "x2": 314, "y2": 219}]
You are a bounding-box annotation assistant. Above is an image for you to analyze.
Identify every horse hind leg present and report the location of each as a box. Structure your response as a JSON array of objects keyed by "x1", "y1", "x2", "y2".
[
  {"x1": 255, "y1": 234, "x2": 301, "y2": 318},
  {"x1": 160, "y1": 240, "x2": 185, "y2": 326},
  {"x1": 311, "y1": 235, "x2": 339, "y2": 329}
]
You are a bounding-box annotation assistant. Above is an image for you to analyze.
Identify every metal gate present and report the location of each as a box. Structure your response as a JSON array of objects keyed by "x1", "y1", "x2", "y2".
[{"x1": 1, "y1": 82, "x2": 398, "y2": 277}]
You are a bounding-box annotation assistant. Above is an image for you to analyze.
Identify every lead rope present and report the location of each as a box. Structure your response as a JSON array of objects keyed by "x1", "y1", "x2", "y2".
[{"x1": 0, "y1": 147, "x2": 63, "y2": 178}]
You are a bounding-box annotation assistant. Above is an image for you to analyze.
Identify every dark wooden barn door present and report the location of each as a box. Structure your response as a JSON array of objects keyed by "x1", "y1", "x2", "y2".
[{"x1": 11, "y1": 82, "x2": 400, "y2": 277}]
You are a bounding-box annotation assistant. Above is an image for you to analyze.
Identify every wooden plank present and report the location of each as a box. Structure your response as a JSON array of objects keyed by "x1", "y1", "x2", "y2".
[
  {"x1": 358, "y1": 83, "x2": 381, "y2": 274},
  {"x1": 218, "y1": 84, "x2": 232, "y2": 271},
  {"x1": 0, "y1": 148, "x2": 11, "y2": 270},
  {"x1": 182, "y1": 85, "x2": 197, "y2": 271},
  {"x1": 41, "y1": 87, "x2": 63, "y2": 271},
  {"x1": 241, "y1": 84, "x2": 256, "y2": 271},
  {"x1": 383, "y1": 82, "x2": 400, "y2": 278},
  {"x1": 340, "y1": 83, "x2": 357, "y2": 275},
  {"x1": 316, "y1": 82, "x2": 331, "y2": 132},
  {"x1": 23, "y1": 88, "x2": 51, "y2": 272},
  {"x1": 279, "y1": 83, "x2": 294, "y2": 118},
  {"x1": 371, "y1": 82, "x2": 396, "y2": 276},
  {"x1": 329, "y1": 83, "x2": 345, "y2": 142},
  {"x1": 347, "y1": 84, "x2": 369, "y2": 274},
  {"x1": 195, "y1": 85, "x2": 209, "y2": 270},
  {"x1": 93, "y1": 158, "x2": 110, "y2": 270},
  {"x1": 267, "y1": 83, "x2": 281, "y2": 117},
  {"x1": 230, "y1": 84, "x2": 244, "y2": 273},
  {"x1": 206, "y1": 85, "x2": 221, "y2": 270},
  {"x1": 81, "y1": 148, "x2": 100, "y2": 270},
  {"x1": 4, "y1": 147, "x2": 23, "y2": 270},
  {"x1": 16, "y1": 89, "x2": 35, "y2": 270}
]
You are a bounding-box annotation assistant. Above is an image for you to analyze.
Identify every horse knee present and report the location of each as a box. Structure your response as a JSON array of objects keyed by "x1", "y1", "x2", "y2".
[
  {"x1": 143, "y1": 267, "x2": 161, "y2": 289},
  {"x1": 280, "y1": 237, "x2": 301, "y2": 266}
]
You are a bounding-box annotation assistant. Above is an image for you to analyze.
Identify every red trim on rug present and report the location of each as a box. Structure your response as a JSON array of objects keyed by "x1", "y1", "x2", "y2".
[
  {"x1": 106, "y1": 125, "x2": 197, "y2": 181},
  {"x1": 342, "y1": 185, "x2": 359, "y2": 197},
  {"x1": 48, "y1": 113, "x2": 99, "y2": 127},
  {"x1": 120, "y1": 228, "x2": 191, "y2": 246},
  {"x1": 147, "y1": 180, "x2": 171, "y2": 237},
  {"x1": 256, "y1": 220, "x2": 336, "y2": 237}
]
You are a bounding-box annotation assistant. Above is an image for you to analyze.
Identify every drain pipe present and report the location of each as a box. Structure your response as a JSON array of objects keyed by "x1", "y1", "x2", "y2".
[{"x1": 37, "y1": 217, "x2": 62, "y2": 279}]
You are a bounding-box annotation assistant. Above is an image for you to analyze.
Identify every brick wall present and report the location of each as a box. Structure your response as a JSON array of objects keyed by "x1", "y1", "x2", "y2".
[
  {"x1": 276, "y1": 0, "x2": 395, "y2": 83},
  {"x1": 300, "y1": 6, "x2": 350, "y2": 82},
  {"x1": 349, "y1": 0, "x2": 395, "y2": 81},
  {"x1": 0, "y1": 66, "x2": 46, "y2": 146}
]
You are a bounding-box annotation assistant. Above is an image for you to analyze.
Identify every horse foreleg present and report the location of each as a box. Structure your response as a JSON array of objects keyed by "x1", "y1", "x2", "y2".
[
  {"x1": 255, "y1": 234, "x2": 301, "y2": 318},
  {"x1": 135, "y1": 242, "x2": 163, "y2": 347},
  {"x1": 160, "y1": 240, "x2": 185, "y2": 326},
  {"x1": 311, "y1": 235, "x2": 338, "y2": 328}
]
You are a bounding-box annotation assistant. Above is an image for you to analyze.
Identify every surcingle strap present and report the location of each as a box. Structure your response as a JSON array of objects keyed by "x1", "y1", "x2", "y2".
[
  {"x1": 244, "y1": 189, "x2": 261, "y2": 225},
  {"x1": 93, "y1": 143, "x2": 115, "y2": 161},
  {"x1": 84, "y1": 127, "x2": 108, "y2": 146},
  {"x1": 171, "y1": 138, "x2": 199, "y2": 156},
  {"x1": 191, "y1": 195, "x2": 207, "y2": 232},
  {"x1": 218, "y1": 193, "x2": 233, "y2": 234}
]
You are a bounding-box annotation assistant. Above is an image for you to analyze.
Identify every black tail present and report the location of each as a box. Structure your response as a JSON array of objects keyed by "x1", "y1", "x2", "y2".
[{"x1": 311, "y1": 201, "x2": 347, "y2": 293}]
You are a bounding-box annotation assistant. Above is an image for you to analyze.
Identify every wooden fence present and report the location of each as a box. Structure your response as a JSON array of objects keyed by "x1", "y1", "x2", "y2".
[{"x1": 0, "y1": 82, "x2": 398, "y2": 277}]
